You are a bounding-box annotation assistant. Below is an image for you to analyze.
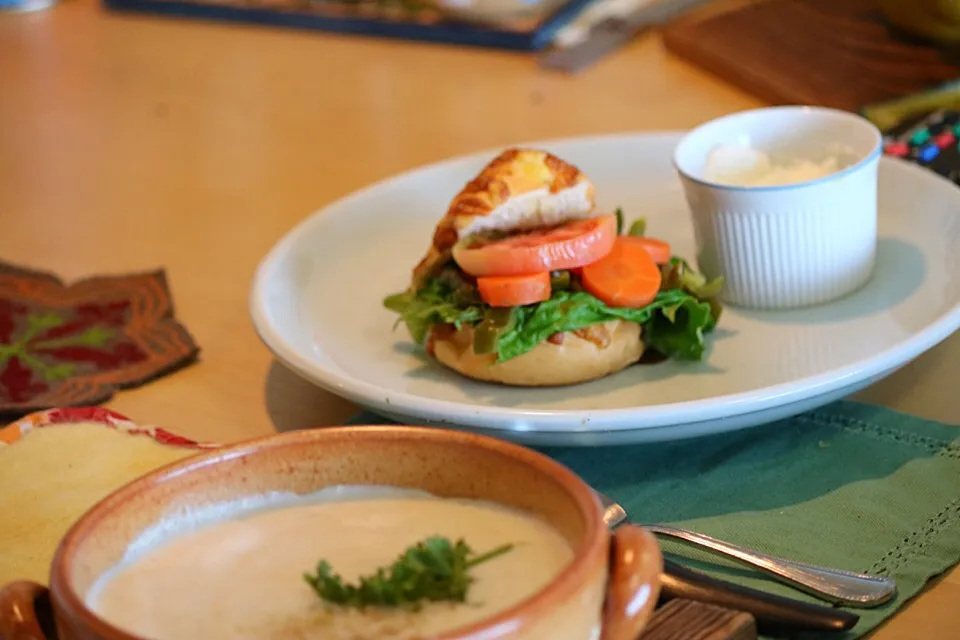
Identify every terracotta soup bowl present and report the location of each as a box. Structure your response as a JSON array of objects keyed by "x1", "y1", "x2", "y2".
[{"x1": 0, "y1": 426, "x2": 662, "y2": 640}]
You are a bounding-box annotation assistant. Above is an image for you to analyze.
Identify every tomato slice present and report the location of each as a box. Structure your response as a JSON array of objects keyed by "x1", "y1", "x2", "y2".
[
  {"x1": 619, "y1": 236, "x2": 672, "y2": 264},
  {"x1": 453, "y1": 215, "x2": 617, "y2": 277},
  {"x1": 581, "y1": 237, "x2": 662, "y2": 308},
  {"x1": 477, "y1": 272, "x2": 551, "y2": 307}
]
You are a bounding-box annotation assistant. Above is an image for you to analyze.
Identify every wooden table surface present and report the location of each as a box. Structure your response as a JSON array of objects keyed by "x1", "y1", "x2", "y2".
[{"x1": 1, "y1": 1, "x2": 956, "y2": 637}]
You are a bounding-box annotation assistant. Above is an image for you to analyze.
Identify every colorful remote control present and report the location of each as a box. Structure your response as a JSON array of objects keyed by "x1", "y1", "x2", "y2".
[{"x1": 882, "y1": 108, "x2": 960, "y2": 185}]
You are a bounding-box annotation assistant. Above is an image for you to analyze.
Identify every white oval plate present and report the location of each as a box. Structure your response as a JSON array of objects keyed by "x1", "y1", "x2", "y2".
[{"x1": 250, "y1": 133, "x2": 960, "y2": 446}]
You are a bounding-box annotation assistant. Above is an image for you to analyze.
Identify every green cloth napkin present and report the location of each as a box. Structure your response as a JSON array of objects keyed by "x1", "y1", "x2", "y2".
[{"x1": 347, "y1": 401, "x2": 960, "y2": 638}]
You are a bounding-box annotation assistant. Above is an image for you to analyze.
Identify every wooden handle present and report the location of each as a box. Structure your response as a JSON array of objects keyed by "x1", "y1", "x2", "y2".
[
  {"x1": 659, "y1": 559, "x2": 859, "y2": 634},
  {"x1": 600, "y1": 524, "x2": 663, "y2": 640},
  {"x1": 0, "y1": 581, "x2": 56, "y2": 640}
]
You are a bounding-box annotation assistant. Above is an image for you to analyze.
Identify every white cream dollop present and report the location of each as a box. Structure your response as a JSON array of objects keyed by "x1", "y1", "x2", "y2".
[{"x1": 704, "y1": 144, "x2": 842, "y2": 187}]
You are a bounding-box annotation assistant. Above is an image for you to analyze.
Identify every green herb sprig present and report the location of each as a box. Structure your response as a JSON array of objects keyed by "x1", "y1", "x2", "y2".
[{"x1": 304, "y1": 536, "x2": 513, "y2": 610}]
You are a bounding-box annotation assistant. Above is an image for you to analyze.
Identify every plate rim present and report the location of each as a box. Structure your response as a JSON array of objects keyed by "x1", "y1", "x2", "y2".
[{"x1": 249, "y1": 131, "x2": 960, "y2": 434}]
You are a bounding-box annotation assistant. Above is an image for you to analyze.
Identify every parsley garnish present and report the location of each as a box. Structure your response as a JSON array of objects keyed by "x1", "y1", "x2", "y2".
[{"x1": 304, "y1": 536, "x2": 513, "y2": 610}]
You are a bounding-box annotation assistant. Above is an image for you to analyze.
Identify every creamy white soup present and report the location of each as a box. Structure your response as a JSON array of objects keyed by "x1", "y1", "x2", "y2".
[{"x1": 87, "y1": 486, "x2": 574, "y2": 640}]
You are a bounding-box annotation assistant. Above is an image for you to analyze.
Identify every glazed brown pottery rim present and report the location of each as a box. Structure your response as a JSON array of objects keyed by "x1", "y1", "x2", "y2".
[{"x1": 50, "y1": 425, "x2": 608, "y2": 640}]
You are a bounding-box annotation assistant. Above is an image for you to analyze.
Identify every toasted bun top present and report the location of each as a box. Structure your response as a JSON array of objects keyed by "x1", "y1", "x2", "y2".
[
  {"x1": 412, "y1": 148, "x2": 596, "y2": 287},
  {"x1": 446, "y1": 148, "x2": 595, "y2": 236}
]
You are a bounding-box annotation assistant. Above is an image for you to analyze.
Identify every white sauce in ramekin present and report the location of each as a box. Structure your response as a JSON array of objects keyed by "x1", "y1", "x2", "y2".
[{"x1": 704, "y1": 144, "x2": 845, "y2": 187}]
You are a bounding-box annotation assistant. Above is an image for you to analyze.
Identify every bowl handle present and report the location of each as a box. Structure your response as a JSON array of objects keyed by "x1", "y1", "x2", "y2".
[
  {"x1": 600, "y1": 524, "x2": 663, "y2": 640},
  {"x1": 0, "y1": 581, "x2": 57, "y2": 640}
]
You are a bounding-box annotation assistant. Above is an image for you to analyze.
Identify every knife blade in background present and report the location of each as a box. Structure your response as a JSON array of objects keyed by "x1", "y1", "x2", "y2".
[
  {"x1": 660, "y1": 558, "x2": 860, "y2": 636},
  {"x1": 539, "y1": 0, "x2": 715, "y2": 73}
]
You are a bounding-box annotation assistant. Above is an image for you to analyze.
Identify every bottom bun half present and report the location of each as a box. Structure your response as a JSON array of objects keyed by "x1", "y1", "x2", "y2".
[{"x1": 428, "y1": 320, "x2": 644, "y2": 387}]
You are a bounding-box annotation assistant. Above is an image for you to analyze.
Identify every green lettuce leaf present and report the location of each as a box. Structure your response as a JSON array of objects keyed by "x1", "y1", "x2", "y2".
[
  {"x1": 495, "y1": 288, "x2": 714, "y2": 362},
  {"x1": 383, "y1": 279, "x2": 484, "y2": 345},
  {"x1": 383, "y1": 267, "x2": 719, "y2": 364}
]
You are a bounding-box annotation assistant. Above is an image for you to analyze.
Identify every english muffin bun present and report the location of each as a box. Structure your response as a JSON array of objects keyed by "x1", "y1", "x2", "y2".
[{"x1": 426, "y1": 320, "x2": 644, "y2": 387}]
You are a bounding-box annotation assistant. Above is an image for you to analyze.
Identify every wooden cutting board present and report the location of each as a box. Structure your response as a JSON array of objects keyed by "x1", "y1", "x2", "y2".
[{"x1": 661, "y1": 0, "x2": 960, "y2": 111}]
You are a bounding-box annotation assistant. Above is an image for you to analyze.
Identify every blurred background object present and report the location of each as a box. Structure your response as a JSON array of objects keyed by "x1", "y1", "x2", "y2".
[
  {"x1": 432, "y1": 0, "x2": 568, "y2": 25},
  {"x1": 100, "y1": 0, "x2": 594, "y2": 50},
  {"x1": 0, "y1": 0, "x2": 56, "y2": 12},
  {"x1": 661, "y1": 0, "x2": 960, "y2": 111},
  {"x1": 88, "y1": 0, "x2": 960, "y2": 81},
  {"x1": 861, "y1": 80, "x2": 960, "y2": 132},
  {"x1": 540, "y1": 0, "x2": 713, "y2": 72},
  {"x1": 878, "y1": 0, "x2": 960, "y2": 45},
  {"x1": 551, "y1": 0, "x2": 655, "y2": 48}
]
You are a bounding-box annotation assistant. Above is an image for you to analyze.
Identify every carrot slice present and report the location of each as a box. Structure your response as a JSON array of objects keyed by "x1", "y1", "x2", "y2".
[
  {"x1": 619, "y1": 236, "x2": 672, "y2": 264},
  {"x1": 581, "y1": 237, "x2": 662, "y2": 308},
  {"x1": 477, "y1": 272, "x2": 551, "y2": 307}
]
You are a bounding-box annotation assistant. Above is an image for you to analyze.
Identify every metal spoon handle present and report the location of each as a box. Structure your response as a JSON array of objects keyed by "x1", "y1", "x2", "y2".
[{"x1": 646, "y1": 524, "x2": 897, "y2": 608}]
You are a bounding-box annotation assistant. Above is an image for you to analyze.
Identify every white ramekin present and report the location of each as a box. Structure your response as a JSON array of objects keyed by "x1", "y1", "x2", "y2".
[{"x1": 673, "y1": 106, "x2": 883, "y2": 310}]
